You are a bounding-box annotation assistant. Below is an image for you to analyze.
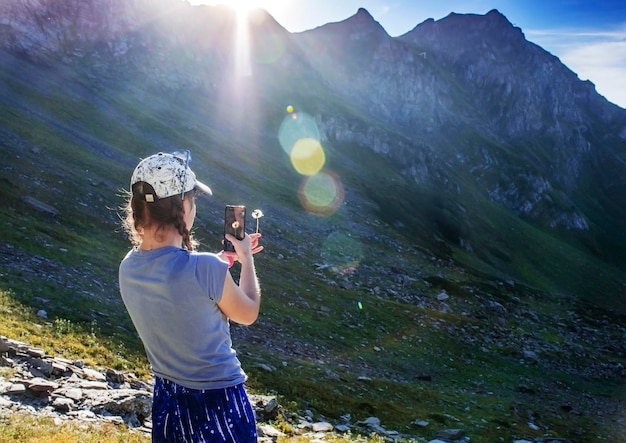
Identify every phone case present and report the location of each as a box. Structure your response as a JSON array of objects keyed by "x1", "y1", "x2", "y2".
[{"x1": 224, "y1": 205, "x2": 246, "y2": 252}]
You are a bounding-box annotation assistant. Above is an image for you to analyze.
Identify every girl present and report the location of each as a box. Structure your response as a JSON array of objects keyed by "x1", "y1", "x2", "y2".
[{"x1": 119, "y1": 151, "x2": 262, "y2": 442}]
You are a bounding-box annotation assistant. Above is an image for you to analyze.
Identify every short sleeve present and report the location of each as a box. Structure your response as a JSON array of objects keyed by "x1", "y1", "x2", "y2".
[{"x1": 194, "y1": 253, "x2": 229, "y2": 302}]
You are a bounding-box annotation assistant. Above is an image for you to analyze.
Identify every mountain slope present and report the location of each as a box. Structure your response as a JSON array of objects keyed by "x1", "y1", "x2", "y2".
[
  {"x1": 1, "y1": 0, "x2": 625, "y2": 323},
  {"x1": 288, "y1": 8, "x2": 626, "y2": 308},
  {"x1": 1, "y1": 2, "x2": 626, "y2": 441}
]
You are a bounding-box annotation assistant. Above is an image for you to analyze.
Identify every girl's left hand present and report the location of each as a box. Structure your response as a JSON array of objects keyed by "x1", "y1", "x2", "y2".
[{"x1": 219, "y1": 233, "x2": 263, "y2": 268}]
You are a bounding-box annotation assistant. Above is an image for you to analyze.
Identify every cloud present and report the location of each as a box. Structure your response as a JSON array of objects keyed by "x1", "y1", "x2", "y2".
[
  {"x1": 526, "y1": 24, "x2": 626, "y2": 109},
  {"x1": 561, "y1": 40, "x2": 626, "y2": 107}
]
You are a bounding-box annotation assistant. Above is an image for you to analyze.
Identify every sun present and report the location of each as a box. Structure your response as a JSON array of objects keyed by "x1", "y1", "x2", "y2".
[
  {"x1": 186, "y1": 0, "x2": 286, "y2": 77},
  {"x1": 215, "y1": 0, "x2": 258, "y2": 15},
  {"x1": 224, "y1": 0, "x2": 263, "y2": 13},
  {"x1": 188, "y1": 1, "x2": 284, "y2": 17},
  {"x1": 186, "y1": 1, "x2": 288, "y2": 25}
]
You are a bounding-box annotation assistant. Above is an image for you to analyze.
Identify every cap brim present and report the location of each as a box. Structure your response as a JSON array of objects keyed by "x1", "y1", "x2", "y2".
[{"x1": 196, "y1": 180, "x2": 212, "y2": 196}]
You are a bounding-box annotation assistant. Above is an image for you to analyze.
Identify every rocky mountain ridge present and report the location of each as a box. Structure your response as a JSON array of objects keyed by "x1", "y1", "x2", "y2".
[
  {"x1": 299, "y1": 8, "x2": 626, "y2": 229},
  {"x1": 2, "y1": 1, "x2": 625, "y2": 226}
]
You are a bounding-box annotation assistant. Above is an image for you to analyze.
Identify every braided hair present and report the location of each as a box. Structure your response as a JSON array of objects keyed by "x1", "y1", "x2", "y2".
[{"x1": 122, "y1": 181, "x2": 196, "y2": 251}]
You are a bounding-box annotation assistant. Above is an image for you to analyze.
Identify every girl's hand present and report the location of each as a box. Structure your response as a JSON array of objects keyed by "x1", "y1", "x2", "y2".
[
  {"x1": 248, "y1": 232, "x2": 264, "y2": 255},
  {"x1": 220, "y1": 233, "x2": 263, "y2": 267}
]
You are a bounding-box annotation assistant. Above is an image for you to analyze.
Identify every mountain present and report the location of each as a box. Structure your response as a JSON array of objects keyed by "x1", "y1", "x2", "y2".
[
  {"x1": 3, "y1": 1, "x2": 626, "y2": 440},
  {"x1": 293, "y1": 8, "x2": 626, "y2": 306},
  {"x1": 1, "y1": 0, "x2": 626, "y2": 307},
  {"x1": 298, "y1": 8, "x2": 626, "y2": 226}
]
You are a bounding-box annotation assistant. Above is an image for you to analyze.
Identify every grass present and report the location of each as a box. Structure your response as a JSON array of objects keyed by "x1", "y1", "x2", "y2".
[
  {"x1": 0, "y1": 288, "x2": 147, "y2": 375},
  {"x1": 231, "y1": 236, "x2": 626, "y2": 441},
  {"x1": 0, "y1": 414, "x2": 149, "y2": 443}
]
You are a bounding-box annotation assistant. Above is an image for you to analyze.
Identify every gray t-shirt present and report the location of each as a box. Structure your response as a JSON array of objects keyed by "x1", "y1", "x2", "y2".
[{"x1": 118, "y1": 246, "x2": 246, "y2": 390}]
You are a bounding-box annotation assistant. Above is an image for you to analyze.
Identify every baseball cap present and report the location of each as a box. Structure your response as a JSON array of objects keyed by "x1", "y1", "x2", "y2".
[{"x1": 130, "y1": 151, "x2": 212, "y2": 202}]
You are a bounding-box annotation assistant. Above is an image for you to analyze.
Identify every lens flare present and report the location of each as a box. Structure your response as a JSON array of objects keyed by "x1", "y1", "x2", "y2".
[
  {"x1": 277, "y1": 109, "x2": 346, "y2": 216},
  {"x1": 320, "y1": 231, "x2": 364, "y2": 274},
  {"x1": 298, "y1": 169, "x2": 344, "y2": 216},
  {"x1": 290, "y1": 137, "x2": 326, "y2": 176},
  {"x1": 251, "y1": 27, "x2": 286, "y2": 64},
  {"x1": 278, "y1": 112, "x2": 320, "y2": 156}
]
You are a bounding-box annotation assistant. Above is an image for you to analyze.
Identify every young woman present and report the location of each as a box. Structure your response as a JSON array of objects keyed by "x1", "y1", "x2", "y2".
[{"x1": 119, "y1": 151, "x2": 263, "y2": 443}]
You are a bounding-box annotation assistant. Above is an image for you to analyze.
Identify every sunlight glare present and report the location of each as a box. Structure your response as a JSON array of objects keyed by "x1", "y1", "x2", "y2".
[
  {"x1": 190, "y1": 1, "x2": 286, "y2": 77},
  {"x1": 298, "y1": 170, "x2": 344, "y2": 216},
  {"x1": 290, "y1": 137, "x2": 325, "y2": 176},
  {"x1": 320, "y1": 230, "x2": 364, "y2": 274},
  {"x1": 192, "y1": 1, "x2": 284, "y2": 18}
]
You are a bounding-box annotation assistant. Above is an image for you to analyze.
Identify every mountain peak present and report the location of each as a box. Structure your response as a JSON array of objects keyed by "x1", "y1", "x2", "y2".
[
  {"x1": 304, "y1": 7, "x2": 388, "y2": 38},
  {"x1": 399, "y1": 9, "x2": 524, "y2": 49},
  {"x1": 355, "y1": 7, "x2": 374, "y2": 20},
  {"x1": 348, "y1": 7, "x2": 386, "y2": 33},
  {"x1": 481, "y1": 8, "x2": 519, "y2": 32}
]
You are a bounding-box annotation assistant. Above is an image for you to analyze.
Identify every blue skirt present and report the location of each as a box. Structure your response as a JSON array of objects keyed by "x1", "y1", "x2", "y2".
[{"x1": 152, "y1": 377, "x2": 258, "y2": 443}]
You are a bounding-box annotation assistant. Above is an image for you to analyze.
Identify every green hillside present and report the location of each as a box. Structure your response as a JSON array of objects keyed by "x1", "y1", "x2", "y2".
[{"x1": 1, "y1": 50, "x2": 626, "y2": 442}]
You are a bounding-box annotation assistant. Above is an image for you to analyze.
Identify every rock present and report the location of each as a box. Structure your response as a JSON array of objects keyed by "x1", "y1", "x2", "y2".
[
  {"x1": 334, "y1": 424, "x2": 351, "y2": 432},
  {"x1": 66, "y1": 379, "x2": 108, "y2": 390},
  {"x1": 52, "y1": 396, "x2": 75, "y2": 412},
  {"x1": 56, "y1": 387, "x2": 83, "y2": 401},
  {"x1": 29, "y1": 366, "x2": 48, "y2": 379},
  {"x1": 22, "y1": 196, "x2": 59, "y2": 217},
  {"x1": 357, "y1": 416, "x2": 391, "y2": 434},
  {"x1": 522, "y1": 349, "x2": 539, "y2": 364},
  {"x1": 436, "y1": 428, "x2": 466, "y2": 440},
  {"x1": 0, "y1": 396, "x2": 14, "y2": 408},
  {"x1": 324, "y1": 368, "x2": 340, "y2": 380},
  {"x1": 68, "y1": 409, "x2": 98, "y2": 420},
  {"x1": 0, "y1": 337, "x2": 10, "y2": 353},
  {"x1": 85, "y1": 388, "x2": 152, "y2": 419},
  {"x1": 250, "y1": 395, "x2": 279, "y2": 421},
  {"x1": 359, "y1": 416, "x2": 381, "y2": 427},
  {"x1": 106, "y1": 368, "x2": 126, "y2": 384},
  {"x1": 82, "y1": 367, "x2": 107, "y2": 382},
  {"x1": 312, "y1": 421, "x2": 333, "y2": 432},
  {"x1": 7, "y1": 383, "x2": 27, "y2": 394},
  {"x1": 254, "y1": 363, "x2": 275, "y2": 372},
  {"x1": 26, "y1": 377, "x2": 59, "y2": 392},
  {"x1": 26, "y1": 347, "x2": 46, "y2": 358},
  {"x1": 258, "y1": 424, "x2": 284, "y2": 438},
  {"x1": 0, "y1": 337, "x2": 290, "y2": 437},
  {"x1": 485, "y1": 300, "x2": 507, "y2": 316},
  {"x1": 0, "y1": 356, "x2": 14, "y2": 367},
  {"x1": 51, "y1": 360, "x2": 69, "y2": 376},
  {"x1": 436, "y1": 291, "x2": 449, "y2": 301}
]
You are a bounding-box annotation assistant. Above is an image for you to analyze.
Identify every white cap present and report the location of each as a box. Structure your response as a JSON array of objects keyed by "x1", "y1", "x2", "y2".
[{"x1": 130, "y1": 152, "x2": 212, "y2": 201}]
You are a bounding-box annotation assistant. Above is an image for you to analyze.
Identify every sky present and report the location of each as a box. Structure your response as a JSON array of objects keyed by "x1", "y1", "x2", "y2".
[{"x1": 189, "y1": 0, "x2": 626, "y2": 109}]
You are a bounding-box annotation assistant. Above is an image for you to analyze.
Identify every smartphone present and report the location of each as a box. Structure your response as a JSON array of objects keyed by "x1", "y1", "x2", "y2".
[{"x1": 224, "y1": 205, "x2": 246, "y2": 252}]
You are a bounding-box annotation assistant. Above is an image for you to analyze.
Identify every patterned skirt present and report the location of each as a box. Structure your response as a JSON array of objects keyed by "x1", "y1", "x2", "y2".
[{"x1": 151, "y1": 377, "x2": 258, "y2": 443}]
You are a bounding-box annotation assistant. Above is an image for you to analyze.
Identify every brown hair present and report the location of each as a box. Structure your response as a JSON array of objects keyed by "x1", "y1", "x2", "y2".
[{"x1": 122, "y1": 182, "x2": 197, "y2": 251}]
